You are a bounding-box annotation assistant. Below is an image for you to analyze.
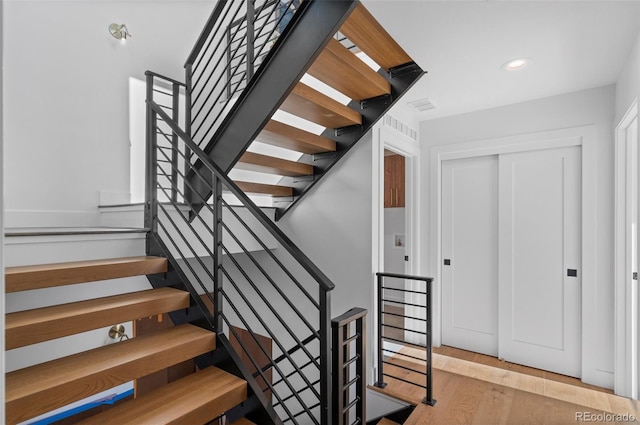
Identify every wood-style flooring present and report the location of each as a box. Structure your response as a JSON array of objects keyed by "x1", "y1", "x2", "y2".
[{"x1": 372, "y1": 328, "x2": 639, "y2": 424}]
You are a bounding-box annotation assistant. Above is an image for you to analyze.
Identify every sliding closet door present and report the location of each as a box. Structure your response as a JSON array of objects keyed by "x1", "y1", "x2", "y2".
[
  {"x1": 441, "y1": 156, "x2": 499, "y2": 356},
  {"x1": 498, "y1": 146, "x2": 582, "y2": 377}
]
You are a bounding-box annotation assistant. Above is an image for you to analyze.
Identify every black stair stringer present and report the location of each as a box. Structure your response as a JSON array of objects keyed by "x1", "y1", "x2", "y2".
[
  {"x1": 186, "y1": 0, "x2": 359, "y2": 219},
  {"x1": 144, "y1": 232, "x2": 279, "y2": 424},
  {"x1": 274, "y1": 62, "x2": 425, "y2": 221}
]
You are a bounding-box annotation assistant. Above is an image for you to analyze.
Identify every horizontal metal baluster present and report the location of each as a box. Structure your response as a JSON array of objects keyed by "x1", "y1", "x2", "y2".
[
  {"x1": 220, "y1": 200, "x2": 319, "y2": 309},
  {"x1": 381, "y1": 335, "x2": 427, "y2": 349},
  {"x1": 154, "y1": 169, "x2": 217, "y2": 261},
  {"x1": 191, "y1": 4, "x2": 247, "y2": 97},
  {"x1": 218, "y1": 308, "x2": 296, "y2": 420},
  {"x1": 218, "y1": 276, "x2": 317, "y2": 424},
  {"x1": 272, "y1": 356, "x2": 320, "y2": 387},
  {"x1": 381, "y1": 323, "x2": 427, "y2": 336},
  {"x1": 381, "y1": 373, "x2": 426, "y2": 389},
  {"x1": 156, "y1": 201, "x2": 216, "y2": 286},
  {"x1": 191, "y1": 2, "x2": 239, "y2": 74},
  {"x1": 381, "y1": 360, "x2": 427, "y2": 376},
  {"x1": 381, "y1": 310, "x2": 427, "y2": 322},
  {"x1": 381, "y1": 348, "x2": 425, "y2": 363},
  {"x1": 155, "y1": 219, "x2": 212, "y2": 297},
  {"x1": 219, "y1": 220, "x2": 321, "y2": 339},
  {"x1": 219, "y1": 243, "x2": 321, "y2": 372},
  {"x1": 381, "y1": 286, "x2": 428, "y2": 295}
]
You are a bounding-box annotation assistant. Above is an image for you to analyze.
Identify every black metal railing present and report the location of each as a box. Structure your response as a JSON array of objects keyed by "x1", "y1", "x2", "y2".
[
  {"x1": 374, "y1": 272, "x2": 436, "y2": 406},
  {"x1": 184, "y1": 0, "x2": 301, "y2": 151},
  {"x1": 146, "y1": 71, "x2": 335, "y2": 424},
  {"x1": 332, "y1": 308, "x2": 367, "y2": 425}
]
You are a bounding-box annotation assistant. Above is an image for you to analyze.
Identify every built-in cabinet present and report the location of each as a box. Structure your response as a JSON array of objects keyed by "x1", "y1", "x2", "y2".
[{"x1": 384, "y1": 154, "x2": 405, "y2": 208}]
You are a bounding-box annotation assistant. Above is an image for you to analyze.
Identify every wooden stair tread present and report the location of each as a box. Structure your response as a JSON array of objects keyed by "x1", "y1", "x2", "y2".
[
  {"x1": 234, "y1": 181, "x2": 294, "y2": 197},
  {"x1": 308, "y1": 38, "x2": 390, "y2": 101},
  {"x1": 236, "y1": 152, "x2": 313, "y2": 177},
  {"x1": 5, "y1": 256, "x2": 168, "y2": 293},
  {"x1": 6, "y1": 287, "x2": 190, "y2": 350},
  {"x1": 257, "y1": 120, "x2": 336, "y2": 154},
  {"x1": 281, "y1": 82, "x2": 362, "y2": 129},
  {"x1": 340, "y1": 3, "x2": 413, "y2": 71},
  {"x1": 75, "y1": 367, "x2": 246, "y2": 425},
  {"x1": 378, "y1": 419, "x2": 401, "y2": 425},
  {"x1": 6, "y1": 324, "x2": 215, "y2": 424}
]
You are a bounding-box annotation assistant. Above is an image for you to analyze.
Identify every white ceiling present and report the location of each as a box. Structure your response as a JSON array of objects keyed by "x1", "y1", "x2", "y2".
[{"x1": 362, "y1": 0, "x2": 640, "y2": 121}]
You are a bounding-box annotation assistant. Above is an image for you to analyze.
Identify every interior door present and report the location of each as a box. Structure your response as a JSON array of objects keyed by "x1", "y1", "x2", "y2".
[
  {"x1": 498, "y1": 146, "x2": 582, "y2": 377},
  {"x1": 442, "y1": 156, "x2": 499, "y2": 356}
]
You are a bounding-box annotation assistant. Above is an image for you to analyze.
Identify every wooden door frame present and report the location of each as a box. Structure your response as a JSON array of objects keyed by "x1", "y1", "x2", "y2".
[
  {"x1": 614, "y1": 98, "x2": 639, "y2": 399},
  {"x1": 429, "y1": 125, "x2": 601, "y2": 386}
]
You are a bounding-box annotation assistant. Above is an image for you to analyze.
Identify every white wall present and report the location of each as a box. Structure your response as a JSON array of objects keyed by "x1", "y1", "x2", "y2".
[
  {"x1": 420, "y1": 85, "x2": 616, "y2": 388},
  {"x1": 279, "y1": 134, "x2": 376, "y2": 382},
  {"x1": 616, "y1": 32, "x2": 640, "y2": 125},
  {"x1": 3, "y1": 0, "x2": 212, "y2": 227}
]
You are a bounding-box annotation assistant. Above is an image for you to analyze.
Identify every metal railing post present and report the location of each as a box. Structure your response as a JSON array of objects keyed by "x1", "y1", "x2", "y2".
[
  {"x1": 356, "y1": 315, "x2": 366, "y2": 422},
  {"x1": 320, "y1": 288, "x2": 332, "y2": 425},
  {"x1": 171, "y1": 82, "x2": 180, "y2": 203},
  {"x1": 213, "y1": 173, "x2": 224, "y2": 333},
  {"x1": 424, "y1": 279, "x2": 436, "y2": 406},
  {"x1": 331, "y1": 320, "x2": 344, "y2": 425},
  {"x1": 145, "y1": 74, "x2": 158, "y2": 237},
  {"x1": 246, "y1": 0, "x2": 255, "y2": 80},
  {"x1": 374, "y1": 273, "x2": 387, "y2": 389}
]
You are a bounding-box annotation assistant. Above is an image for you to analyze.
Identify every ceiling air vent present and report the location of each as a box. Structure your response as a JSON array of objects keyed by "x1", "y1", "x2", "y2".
[{"x1": 407, "y1": 97, "x2": 436, "y2": 113}]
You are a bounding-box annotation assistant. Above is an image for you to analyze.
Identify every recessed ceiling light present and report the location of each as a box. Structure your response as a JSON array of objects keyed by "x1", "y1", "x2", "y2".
[{"x1": 501, "y1": 58, "x2": 531, "y2": 72}]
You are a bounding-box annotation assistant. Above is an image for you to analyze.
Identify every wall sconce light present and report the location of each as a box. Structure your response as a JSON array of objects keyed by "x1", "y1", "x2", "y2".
[{"x1": 109, "y1": 23, "x2": 132, "y2": 40}]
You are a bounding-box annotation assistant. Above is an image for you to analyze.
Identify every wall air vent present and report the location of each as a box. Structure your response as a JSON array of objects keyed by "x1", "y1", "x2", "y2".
[{"x1": 407, "y1": 97, "x2": 436, "y2": 112}]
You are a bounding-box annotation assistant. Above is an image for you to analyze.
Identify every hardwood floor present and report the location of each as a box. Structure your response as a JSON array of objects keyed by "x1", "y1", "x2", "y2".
[
  {"x1": 433, "y1": 345, "x2": 611, "y2": 394},
  {"x1": 372, "y1": 324, "x2": 639, "y2": 424}
]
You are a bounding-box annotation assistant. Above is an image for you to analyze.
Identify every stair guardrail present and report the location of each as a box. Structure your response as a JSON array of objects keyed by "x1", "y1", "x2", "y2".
[
  {"x1": 145, "y1": 71, "x2": 335, "y2": 424},
  {"x1": 184, "y1": 0, "x2": 301, "y2": 151},
  {"x1": 374, "y1": 272, "x2": 436, "y2": 406},
  {"x1": 332, "y1": 308, "x2": 367, "y2": 425}
]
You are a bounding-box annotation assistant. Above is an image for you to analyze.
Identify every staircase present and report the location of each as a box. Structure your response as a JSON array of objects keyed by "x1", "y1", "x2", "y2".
[
  {"x1": 184, "y1": 0, "x2": 423, "y2": 220},
  {"x1": 4, "y1": 1, "x2": 422, "y2": 424},
  {"x1": 4, "y1": 256, "x2": 250, "y2": 425}
]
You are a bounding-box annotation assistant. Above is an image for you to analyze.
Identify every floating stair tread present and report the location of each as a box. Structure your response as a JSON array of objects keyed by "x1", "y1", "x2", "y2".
[
  {"x1": 236, "y1": 152, "x2": 313, "y2": 177},
  {"x1": 308, "y1": 38, "x2": 390, "y2": 101},
  {"x1": 234, "y1": 181, "x2": 294, "y2": 197},
  {"x1": 6, "y1": 287, "x2": 190, "y2": 350},
  {"x1": 378, "y1": 419, "x2": 401, "y2": 425},
  {"x1": 75, "y1": 367, "x2": 246, "y2": 425},
  {"x1": 340, "y1": 3, "x2": 413, "y2": 71},
  {"x1": 5, "y1": 256, "x2": 168, "y2": 293},
  {"x1": 257, "y1": 120, "x2": 336, "y2": 154},
  {"x1": 281, "y1": 82, "x2": 362, "y2": 129},
  {"x1": 6, "y1": 324, "x2": 215, "y2": 425}
]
